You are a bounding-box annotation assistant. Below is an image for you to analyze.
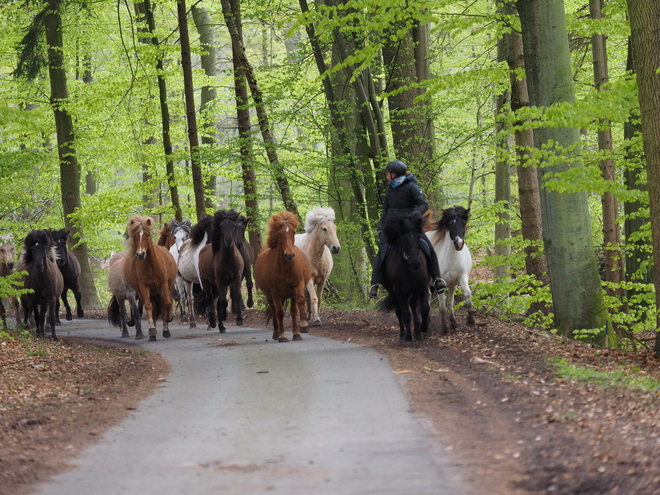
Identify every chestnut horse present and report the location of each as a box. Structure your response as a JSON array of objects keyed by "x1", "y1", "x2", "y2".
[
  {"x1": 254, "y1": 211, "x2": 311, "y2": 342},
  {"x1": 195, "y1": 210, "x2": 245, "y2": 332},
  {"x1": 0, "y1": 241, "x2": 20, "y2": 327},
  {"x1": 49, "y1": 228, "x2": 84, "y2": 324},
  {"x1": 294, "y1": 207, "x2": 341, "y2": 327},
  {"x1": 123, "y1": 216, "x2": 177, "y2": 341},
  {"x1": 18, "y1": 230, "x2": 64, "y2": 340}
]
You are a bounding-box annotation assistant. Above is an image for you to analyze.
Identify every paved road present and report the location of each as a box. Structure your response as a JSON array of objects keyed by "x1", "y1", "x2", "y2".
[{"x1": 33, "y1": 318, "x2": 475, "y2": 495}]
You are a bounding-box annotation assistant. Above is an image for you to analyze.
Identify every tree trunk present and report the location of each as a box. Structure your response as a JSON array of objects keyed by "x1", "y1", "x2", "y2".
[
  {"x1": 627, "y1": 0, "x2": 660, "y2": 354},
  {"x1": 177, "y1": 0, "x2": 206, "y2": 220},
  {"x1": 221, "y1": 0, "x2": 298, "y2": 218},
  {"x1": 590, "y1": 0, "x2": 622, "y2": 330},
  {"x1": 191, "y1": 5, "x2": 219, "y2": 208},
  {"x1": 44, "y1": 0, "x2": 99, "y2": 310},
  {"x1": 517, "y1": 0, "x2": 605, "y2": 335},
  {"x1": 141, "y1": 0, "x2": 182, "y2": 221},
  {"x1": 222, "y1": 0, "x2": 262, "y2": 254}
]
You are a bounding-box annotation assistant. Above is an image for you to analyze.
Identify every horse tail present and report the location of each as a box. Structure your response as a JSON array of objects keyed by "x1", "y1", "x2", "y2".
[
  {"x1": 108, "y1": 296, "x2": 122, "y2": 327},
  {"x1": 376, "y1": 292, "x2": 397, "y2": 313},
  {"x1": 194, "y1": 288, "x2": 211, "y2": 317},
  {"x1": 150, "y1": 294, "x2": 162, "y2": 321}
]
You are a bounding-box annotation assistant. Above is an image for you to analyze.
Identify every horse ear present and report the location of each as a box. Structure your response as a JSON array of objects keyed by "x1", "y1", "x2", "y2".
[{"x1": 145, "y1": 217, "x2": 154, "y2": 228}]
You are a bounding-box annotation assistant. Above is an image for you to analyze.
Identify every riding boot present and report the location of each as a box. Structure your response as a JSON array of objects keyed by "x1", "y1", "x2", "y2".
[
  {"x1": 369, "y1": 246, "x2": 386, "y2": 299},
  {"x1": 422, "y1": 237, "x2": 447, "y2": 294}
]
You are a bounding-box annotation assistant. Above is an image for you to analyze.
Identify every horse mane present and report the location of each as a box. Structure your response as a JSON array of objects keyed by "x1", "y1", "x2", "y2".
[
  {"x1": 126, "y1": 216, "x2": 155, "y2": 251},
  {"x1": 157, "y1": 222, "x2": 172, "y2": 246},
  {"x1": 171, "y1": 219, "x2": 192, "y2": 235},
  {"x1": 304, "y1": 207, "x2": 335, "y2": 233},
  {"x1": 266, "y1": 211, "x2": 299, "y2": 249},
  {"x1": 23, "y1": 230, "x2": 59, "y2": 264},
  {"x1": 211, "y1": 209, "x2": 240, "y2": 250},
  {"x1": 190, "y1": 214, "x2": 213, "y2": 248},
  {"x1": 382, "y1": 209, "x2": 424, "y2": 245}
]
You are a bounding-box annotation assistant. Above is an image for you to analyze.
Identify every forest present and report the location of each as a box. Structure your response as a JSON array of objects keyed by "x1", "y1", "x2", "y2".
[{"x1": 0, "y1": 0, "x2": 659, "y2": 351}]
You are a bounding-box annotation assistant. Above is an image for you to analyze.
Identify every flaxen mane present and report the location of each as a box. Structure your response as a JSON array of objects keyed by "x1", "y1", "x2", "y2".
[{"x1": 304, "y1": 207, "x2": 335, "y2": 233}]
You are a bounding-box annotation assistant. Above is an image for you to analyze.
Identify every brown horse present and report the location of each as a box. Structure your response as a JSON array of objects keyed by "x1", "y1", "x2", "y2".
[
  {"x1": 123, "y1": 216, "x2": 177, "y2": 341},
  {"x1": 254, "y1": 211, "x2": 311, "y2": 342},
  {"x1": 18, "y1": 230, "x2": 64, "y2": 340},
  {"x1": 0, "y1": 242, "x2": 20, "y2": 327}
]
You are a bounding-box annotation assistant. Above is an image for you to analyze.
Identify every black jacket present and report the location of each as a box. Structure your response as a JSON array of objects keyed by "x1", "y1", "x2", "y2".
[{"x1": 378, "y1": 173, "x2": 428, "y2": 230}]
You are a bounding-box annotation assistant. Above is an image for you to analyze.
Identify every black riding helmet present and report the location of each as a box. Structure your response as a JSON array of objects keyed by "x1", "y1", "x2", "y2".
[{"x1": 385, "y1": 160, "x2": 407, "y2": 177}]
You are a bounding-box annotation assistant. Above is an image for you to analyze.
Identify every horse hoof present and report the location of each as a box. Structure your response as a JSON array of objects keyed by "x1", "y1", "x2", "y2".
[
  {"x1": 163, "y1": 331, "x2": 171, "y2": 339},
  {"x1": 77, "y1": 310, "x2": 84, "y2": 318},
  {"x1": 300, "y1": 327, "x2": 309, "y2": 334},
  {"x1": 293, "y1": 334, "x2": 302, "y2": 341},
  {"x1": 219, "y1": 328, "x2": 226, "y2": 334},
  {"x1": 66, "y1": 315, "x2": 73, "y2": 321},
  {"x1": 236, "y1": 320, "x2": 243, "y2": 327},
  {"x1": 148, "y1": 335, "x2": 157, "y2": 341},
  {"x1": 121, "y1": 332, "x2": 129, "y2": 338},
  {"x1": 55, "y1": 322, "x2": 62, "y2": 327},
  {"x1": 247, "y1": 298, "x2": 254, "y2": 308},
  {"x1": 278, "y1": 337, "x2": 289, "y2": 342},
  {"x1": 189, "y1": 323, "x2": 196, "y2": 329},
  {"x1": 312, "y1": 319, "x2": 322, "y2": 327},
  {"x1": 135, "y1": 334, "x2": 144, "y2": 340},
  {"x1": 272, "y1": 332, "x2": 279, "y2": 341}
]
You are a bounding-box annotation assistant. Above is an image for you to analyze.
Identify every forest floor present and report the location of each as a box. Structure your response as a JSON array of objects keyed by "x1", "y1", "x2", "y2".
[{"x1": 1, "y1": 305, "x2": 660, "y2": 495}]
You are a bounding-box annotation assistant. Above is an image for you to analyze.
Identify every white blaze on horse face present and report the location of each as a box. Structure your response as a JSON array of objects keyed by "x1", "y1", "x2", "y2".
[
  {"x1": 136, "y1": 229, "x2": 146, "y2": 258},
  {"x1": 454, "y1": 236, "x2": 464, "y2": 251}
]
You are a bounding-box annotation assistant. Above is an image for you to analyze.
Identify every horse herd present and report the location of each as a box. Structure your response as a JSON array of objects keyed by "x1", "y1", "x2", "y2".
[{"x1": 0, "y1": 206, "x2": 474, "y2": 344}]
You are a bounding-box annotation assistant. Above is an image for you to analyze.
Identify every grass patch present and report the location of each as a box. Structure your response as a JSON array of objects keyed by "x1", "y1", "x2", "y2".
[{"x1": 550, "y1": 358, "x2": 660, "y2": 392}]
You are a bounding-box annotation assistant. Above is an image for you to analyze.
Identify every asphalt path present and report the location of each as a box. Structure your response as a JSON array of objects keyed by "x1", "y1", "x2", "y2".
[{"x1": 32, "y1": 318, "x2": 476, "y2": 495}]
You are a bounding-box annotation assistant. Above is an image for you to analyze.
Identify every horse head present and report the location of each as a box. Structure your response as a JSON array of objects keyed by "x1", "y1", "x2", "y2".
[
  {"x1": 0, "y1": 242, "x2": 16, "y2": 273},
  {"x1": 24, "y1": 230, "x2": 53, "y2": 273},
  {"x1": 49, "y1": 228, "x2": 70, "y2": 267},
  {"x1": 305, "y1": 207, "x2": 341, "y2": 255},
  {"x1": 384, "y1": 210, "x2": 424, "y2": 272},
  {"x1": 170, "y1": 219, "x2": 192, "y2": 251},
  {"x1": 440, "y1": 206, "x2": 470, "y2": 251},
  {"x1": 211, "y1": 210, "x2": 240, "y2": 251},
  {"x1": 268, "y1": 211, "x2": 299, "y2": 261},
  {"x1": 127, "y1": 216, "x2": 155, "y2": 261}
]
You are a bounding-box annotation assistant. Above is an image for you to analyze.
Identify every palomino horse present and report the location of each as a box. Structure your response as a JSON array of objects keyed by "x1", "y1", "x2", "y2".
[
  {"x1": 49, "y1": 229, "x2": 84, "y2": 324},
  {"x1": 377, "y1": 210, "x2": 430, "y2": 342},
  {"x1": 294, "y1": 206, "x2": 341, "y2": 327},
  {"x1": 19, "y1": 230, "x2": 64, "y2": 340},
  {"x1": 107, "y1": 251, "x2": 138, "y2": 338},
  {"x1": 0, "y1": 241, "x2": 20, "y2": 327},
  {"x1": 176, "y1": 215, "x2": 213, "y2": 328},
  {"x1": 254, "y1": 211, "x2": 311, "y2": 342},
  {"x1": 196, "y1": 210, "x2": 245, "y2": 332},
  {"x1": 123, "y1": 216, "x2": 177, "y2": 341},
  {"x1": 426, "y1": 206, "x2": 475, "y2": 334}
]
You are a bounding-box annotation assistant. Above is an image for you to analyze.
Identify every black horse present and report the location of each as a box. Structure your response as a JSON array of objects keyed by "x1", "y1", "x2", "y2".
[
  {"x1": 19, "y1": 230, "x2": 64, "y2": 340},
  {"x1": 377, "y1": 210, "x2": 430, "y2": 342},
  {"x1": 49, "y1": 229, "x2": 84, "y2": 324}
]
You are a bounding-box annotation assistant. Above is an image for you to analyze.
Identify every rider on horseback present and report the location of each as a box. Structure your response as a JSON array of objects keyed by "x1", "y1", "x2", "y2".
[{"x1": 368, "y1": 160, "x2": 448, "y2": 299}]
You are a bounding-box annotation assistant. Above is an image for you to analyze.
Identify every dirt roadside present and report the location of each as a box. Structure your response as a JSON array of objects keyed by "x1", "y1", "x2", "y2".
[{"x1": 1, "y1": 307, "x2": 660, "y2": 495}]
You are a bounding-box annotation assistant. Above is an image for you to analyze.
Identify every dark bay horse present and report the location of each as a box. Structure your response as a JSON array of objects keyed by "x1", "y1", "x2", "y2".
[
  {"x1": 0, "y1": 242, "x2": 20, "y2": 327},
  {"x1": 49, "y1": 229, "x2": 83, "y2": 324},
  {"x1": 19, "y1": 230, "x2": 64, "y2": 340},
  {"x1": 123, "y1": 216, "x2": 177, "y2": 341},
  {"x1": 377, "y1": 210, "x2": 430, "y2": 342},
  {"x1": 195, "y1": 210, "x2": 245, "y2": 332},
  {"x1": 427, "y1": 206, "x2": 475, "y2": 333},
  {"x1": 254, "y1": 211, "x2": 311, "y2": 342}
]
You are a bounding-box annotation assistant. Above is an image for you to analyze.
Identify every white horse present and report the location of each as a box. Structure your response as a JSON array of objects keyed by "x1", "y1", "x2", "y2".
[
  {"x1": 426, "y1": 206, "x2": 475, "y2": 334},
  {"x1": 167, "y1": 220, "x2": 192, "y2": 323},
  {"x1": 294, "y1": 207, "x2": 341, "y2": 326},
  {"x1": 176, "y1": 215, "x2": 213, "y2": 328}
]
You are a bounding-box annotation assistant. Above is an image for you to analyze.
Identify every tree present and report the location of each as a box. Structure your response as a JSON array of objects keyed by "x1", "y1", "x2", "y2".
[
  {"x1": 14, "y1": 0, "x2": 100, "y2": 310},
  {"x1": 627, "y1": 0, "x2": 660, "y2": 354},
  {"x1": 517, "y1": 0, "x2": 605, "y2": 334}
]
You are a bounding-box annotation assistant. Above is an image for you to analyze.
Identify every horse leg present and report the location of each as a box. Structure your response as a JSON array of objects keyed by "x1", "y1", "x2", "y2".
[
  {"x1": 316, "y1": 279, "x2": 327, "y2": 325},
  {"x1": 204, "y1": 283, "x2": 217, "y2": 331},
  {"x1": 305, "y1": 280, "x2": 319, "y2": 329},
  {"x1": 73, "y1": 283, "x2": 84, "y2": 318},
  {"x1": 393, "y1": 303, "x2": 407, "y2": 341},
  {"x1": 460, "y1": 279, "x2": 476, "y2": 326},
  {"x1": 244, "y1": 266, "x2": 254, "y2": 309},
  {"x1": 274, "y1": 299, "x2": 287, "y2": 342},
  {"x1": 186, "y1": 281, "x2": 197, "y2": 329},
  {"x1": 128, "y1": 292, "x2": 143, "y2": 340},
  {"x1": 0, "y1": 299, "x2": 6, "y2": 327},
  {"x1": 411, "y1": 295, "x2": 423, "y2": 341},
  {"x1": 11, "y1": 295, "x2": 20, "y2": 328},
  {"x1": 119, "y1": 299, "x2": 130, "y2": 338},
  {"x1": 230, "y1": 282, "x2": 243, "y2": 327},
  {"x1": 216, "y1": 286, "x2": 227, "y2": 333},
  {"x1": 55, "y1": 297, "x2": 62, "y2": 326},
  {"x1": 436, "y1": 292, "x2": 449, "y2": 335},
  {"x1": 420, "y1": 294, "x2": 430, "y2": 336},
  {"x1": 399, "y1": 300, "x2": 413, "y2": 342},
  {"x1": 48, "y1": 297, "x2": 58, "y2": 341},
  {"x1": 61, "y1": 288, "x2": 73, "y2": 321},
  {"x1": 291, "y1": 290, "x2": 304, "y2": 342},
  {"x1": 447, "y1": 286, "x2": 458, "y2": 330}
]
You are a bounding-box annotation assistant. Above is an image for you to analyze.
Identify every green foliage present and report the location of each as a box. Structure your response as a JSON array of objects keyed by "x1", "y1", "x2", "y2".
[{"x1": 550, "y1": 358, "x2": 660, "y2": 392}]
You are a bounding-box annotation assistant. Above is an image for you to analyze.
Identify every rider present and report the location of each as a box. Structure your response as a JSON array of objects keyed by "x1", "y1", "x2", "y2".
[{"x1": 368, "y1": 159, "x2": 447, "y2": 299}]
